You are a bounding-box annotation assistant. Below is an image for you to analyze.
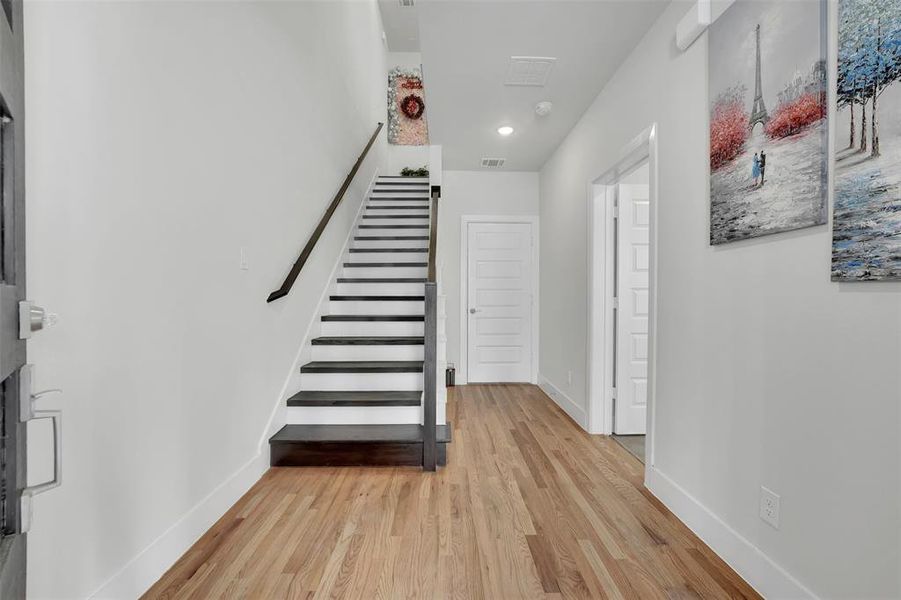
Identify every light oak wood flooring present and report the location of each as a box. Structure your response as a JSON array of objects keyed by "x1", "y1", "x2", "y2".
[{"x1": 143, "y1": 383, "x2": 760, "y2": 599}]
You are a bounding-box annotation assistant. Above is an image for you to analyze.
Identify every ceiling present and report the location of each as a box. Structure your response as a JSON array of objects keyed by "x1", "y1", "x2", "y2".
[
  {"x1": 378, "y1": 0, "x2": 421, "y2": 52},
  {"x1": 417, "y1": 0, "x2": 669, "y2": 171}
]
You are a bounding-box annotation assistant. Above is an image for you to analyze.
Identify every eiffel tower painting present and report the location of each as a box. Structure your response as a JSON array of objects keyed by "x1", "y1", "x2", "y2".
[
  {"x1": 748, "y1": 24, "x2": 769, "y2": 131},
  {"x1": 708, "y1": 1, "x2": 828, "y2": 245}
]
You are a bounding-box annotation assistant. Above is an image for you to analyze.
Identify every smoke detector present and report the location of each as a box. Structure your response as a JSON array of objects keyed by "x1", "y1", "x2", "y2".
[
  {"x1": 481, "y1": 158, "x2": 506, "y2": 169},
  {"x1": 535, "y1": 101, "x2": 553, "y2": 117},
  {"x1": 504, "y1": 57, "x2": 557, "y2": 87}
]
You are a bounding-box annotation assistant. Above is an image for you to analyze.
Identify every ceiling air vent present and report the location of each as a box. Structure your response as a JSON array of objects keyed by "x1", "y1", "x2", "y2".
[
  {"x1": 504, "y1": 56, "x2": 557, "y2": 87},
  {"x1": 481, "y1": 158, "x2": 506, "y2": 169},
  {"x1": 398, "y1": 0, "x2": 414, "y2": 7}
]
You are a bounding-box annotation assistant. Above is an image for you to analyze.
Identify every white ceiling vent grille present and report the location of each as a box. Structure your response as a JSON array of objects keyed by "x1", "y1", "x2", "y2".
[
  {"x1": 398, "y1": 0, "x2": 415, "y2": 7},
  {"x1": 504, "y1": 56, "x2": 557, "y2": 87},
  {"x1": 481, "y1": 158, "x2": 506, "y2": 169}
]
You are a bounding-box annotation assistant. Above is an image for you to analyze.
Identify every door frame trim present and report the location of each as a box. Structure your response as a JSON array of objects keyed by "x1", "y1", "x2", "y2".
[
  {"x1": 586, "y1": 124, "x2": 659, "y2": 469},
  {"x1": 459, "y1": 215, "x2": 539, "y2": 385}
]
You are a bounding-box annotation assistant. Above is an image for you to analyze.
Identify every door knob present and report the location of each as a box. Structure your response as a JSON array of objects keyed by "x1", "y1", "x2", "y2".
[
  {"x1": 469, "y1": 308, "x2": 479, "y2": 314},
  {"x1": 19, "y1": 301, "x2": 58, "y2": 339}
]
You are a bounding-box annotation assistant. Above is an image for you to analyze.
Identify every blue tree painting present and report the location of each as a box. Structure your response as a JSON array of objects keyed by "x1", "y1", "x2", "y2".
[{"x1": 834, "y1": 0, "x2": 901, "y2": 280}]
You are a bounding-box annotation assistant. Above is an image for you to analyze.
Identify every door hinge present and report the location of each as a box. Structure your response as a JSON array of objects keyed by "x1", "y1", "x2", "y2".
[
  {"x1": 613, "y1": 205, "x2": 620, "y2": 218},
  {"x1": 612, "y1": 297, "x2": 619, "y2": 309}
]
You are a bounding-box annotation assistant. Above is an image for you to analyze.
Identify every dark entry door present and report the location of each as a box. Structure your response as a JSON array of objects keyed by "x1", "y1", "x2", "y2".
[{"x1": 0, "y1": 1, "x2": 30, "y2": 596}]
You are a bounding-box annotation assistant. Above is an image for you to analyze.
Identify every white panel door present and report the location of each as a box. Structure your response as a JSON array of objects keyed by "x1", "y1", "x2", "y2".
[
  {"x1": 614, "y1": 182, "x2": 649, "y2": 434},
  {"x1": 467, "y1": 222, "x2": 533, "y2": 382}
]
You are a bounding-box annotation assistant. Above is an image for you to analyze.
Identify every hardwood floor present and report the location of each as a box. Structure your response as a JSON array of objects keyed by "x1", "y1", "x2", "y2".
[{"x1": 143, "y1": 384, "x2": 760, "y2": 599}]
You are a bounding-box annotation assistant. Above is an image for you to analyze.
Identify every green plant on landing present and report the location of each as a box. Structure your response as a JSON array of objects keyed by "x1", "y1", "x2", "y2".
[{"x1": 401, "y1": 166, "x2": 429, "y2": 177}]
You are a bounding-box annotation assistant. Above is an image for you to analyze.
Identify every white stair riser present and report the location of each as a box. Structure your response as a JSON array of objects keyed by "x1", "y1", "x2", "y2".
[
  {"x1": 372, "y1": 186, "x2": 429, "y2": 191},
  {"x1": 287, "y1": 405, "x2": 422, "y2": 425},
  {"x1": 311, "y1": 344, "x2": 424, "y2": 361},
  {"x1": 366, "y1": 203, "x2": 429, "y2": 210},
  {"x1": 347, "y1": 252, "x2": 427, "y2": 263},
  {"x1": 374, "y1": 183, "x2": 429, "y2": 188},
  {"x1": 299, "y1": 371, "x2": 422, "y2": 391},
  {"x1": 370, "y1": 193, "x2": 429, "y2": 199},
  {"x1": 366, "y1": 201, "x2": 430, "y2": 209},
  {"x1": 362, "y1": 217, "x2": 430, "y2": 226},
  {"x1": 378, "y1": 177, "x2": 428, "y2": 183},
  {"x1": 358, "y1": 228, "x2": 429, "y2": 238},
  {"x1": 337, "y1": 281, "x2": 425, "y2": 294},
  {"x1": 321, "y1": 320, "x2": 424, "y2": 336},
  {"x1": 343, "y1": 266, "x2": 427, "y2": 278},
  {"x1": 352, "y1": 238, "x2": 428, "y2": 249},
  {"x1": 328, "y1": 300, "x2": 425, "y2": 315}
]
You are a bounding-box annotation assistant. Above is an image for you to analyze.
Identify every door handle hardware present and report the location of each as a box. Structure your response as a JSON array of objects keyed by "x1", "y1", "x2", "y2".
[
  {"x1": 18, "y1": 365, "x2": 63, "y2": 532},
  {"x1": 19, "y1": 301, "x2": 58, "y2": 339},
  {"x1": 469, "y1": 308, "x2": 479, "y2": 314}
]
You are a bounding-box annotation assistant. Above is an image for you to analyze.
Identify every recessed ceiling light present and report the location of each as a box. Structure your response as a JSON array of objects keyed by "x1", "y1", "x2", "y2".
[{"x1": 497, "y1": 126, "x2": 514, "y2": 136}]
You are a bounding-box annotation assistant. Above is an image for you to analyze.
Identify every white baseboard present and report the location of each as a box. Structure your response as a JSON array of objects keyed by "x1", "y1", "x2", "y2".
[
  {"x1": 89, "y1": 452, "x2": 268, "y2": 599},
  {"x1": 538, "y1": 373, "x2": 588, "y2": 430},
  {"x1": 645, "y1": 466, "x2": 817, "y2": 600}
]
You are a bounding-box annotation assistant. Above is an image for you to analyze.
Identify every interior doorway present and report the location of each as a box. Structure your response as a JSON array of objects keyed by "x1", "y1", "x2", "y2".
[
  {"x1": 587, "y1": 125, "x2": 658, "y2": 471},
  {"x1": 613, "y1": 163, "x2": 650, "y2": 439}
]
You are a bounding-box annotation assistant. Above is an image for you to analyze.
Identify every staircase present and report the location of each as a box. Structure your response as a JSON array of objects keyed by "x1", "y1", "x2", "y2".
[{"x1": 269, "y1": 175, "x2": 450, "y2": 468}]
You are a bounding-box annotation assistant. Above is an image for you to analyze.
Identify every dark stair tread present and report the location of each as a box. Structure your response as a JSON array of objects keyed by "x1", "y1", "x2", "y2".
[
  {"x1": 349, "y1": 248, "x2": 427, "y2": 253},
  {"x1": 362, "y1": 215, "x2": 429, "y2": 219},
  {"x1": 343, "y1": 262, "x2": 427, "y2": 267},
  {"x1": 312, "y1": 336, "x2": 424, "y2": 345},
  {"x1": 321, "y1": 315, "x2": 423, "y2": 322},
  {"x1": 337, "y1": 278, "x2": 426, "y2": 283},
  {"x1": 365, "y1": 206, "x2": 430, "y2": 210},
  {"x1": 270, "y1": 423, "x2": 452, "y2": 444},
  {"x1": 359, "y1": 224, "x2": 429, "y2": 229},
  {"x1": 300, "y1": 360, "x2": 423, "y2": 373},
  {"x1": 330, "y1": 295, "x2": 424, "y2": 301},
  {"x1": 368, "y1": 197, "x2": 430, "y2": 201},
  {"x1": 353, "y1": 236, "x2": 429, "y2": 241},
  {"x1": 286, "y1": 390, "x2": 422, "y2": 407}
]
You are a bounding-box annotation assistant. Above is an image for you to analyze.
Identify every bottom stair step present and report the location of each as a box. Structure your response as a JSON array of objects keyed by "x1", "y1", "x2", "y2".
[{"x1": 269, "y1": 423, "x2": 452, "y2": 467}]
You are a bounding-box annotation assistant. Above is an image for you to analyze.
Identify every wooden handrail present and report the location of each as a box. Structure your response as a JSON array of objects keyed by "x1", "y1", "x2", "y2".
[{"x1": 267, "y1": 122, "x2": 384, "y2": 303}]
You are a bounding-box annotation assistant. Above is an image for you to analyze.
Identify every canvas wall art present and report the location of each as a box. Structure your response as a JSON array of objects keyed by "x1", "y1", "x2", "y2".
[
  {"x1": 709, "y1": 1, "x2": 828, "y2": 245},
  {"x1": 834, "y1": 0, "x2": 901, "y2": 281},
  {"x1": 387, "y1": 67, "x2": 429, "y2": 146}
]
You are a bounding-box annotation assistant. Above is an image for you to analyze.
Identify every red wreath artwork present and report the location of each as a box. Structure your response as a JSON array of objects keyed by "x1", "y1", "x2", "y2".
[{"x1": 400, "y1": 94, "x2": 425, "y2": 120}]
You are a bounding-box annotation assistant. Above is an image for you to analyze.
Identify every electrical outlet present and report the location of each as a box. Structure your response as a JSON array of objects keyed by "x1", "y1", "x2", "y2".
[
  {"x1": 567, "y1": 370, "x2": 573, "y2": 386},
  {"x1": 759, "y1": 486, "x2": 780, "y2": 529}
]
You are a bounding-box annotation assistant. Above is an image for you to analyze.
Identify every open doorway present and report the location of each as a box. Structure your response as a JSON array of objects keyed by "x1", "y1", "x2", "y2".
[
  {"x1": 587, "y1": 125, "x2": 658, "y2": 470},
  {"x1": 611, "y1": 162, "x2": 650, "y2": 461}
]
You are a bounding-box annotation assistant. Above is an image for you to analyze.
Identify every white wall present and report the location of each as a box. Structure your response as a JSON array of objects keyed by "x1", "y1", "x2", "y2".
[
  {"x1": 539, "y1": 2, "x2": 900, "y2": 598},
  {"x1": 437, "y1": 170, "x2": 539, "y2": 382},
  {"x1": 387, "y1": 145, "x2": 430, "y2": 175},
  {"x1": 386, "y1": 51, "x2": 430, "y2": 174},
  {"x1": 24, "y1": 1, "x2": 387, "y2": 597},
  {"x1": 388, "y1": 50, "x2": 423, "y2": 71}
]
